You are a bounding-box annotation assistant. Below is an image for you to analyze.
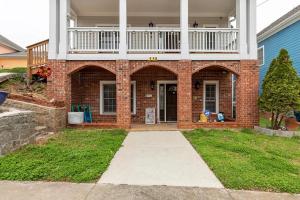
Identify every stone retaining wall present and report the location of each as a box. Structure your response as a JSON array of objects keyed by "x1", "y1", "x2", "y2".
[
  {"x1": 0, "y1": 108, "x2": 37, "y2": 155},
  {"x1": 254, "y1": 126, "x2": 300, "y2": 138},
  {"x1": 3, "y1": 99, "x2": 66, "y2": 131}
]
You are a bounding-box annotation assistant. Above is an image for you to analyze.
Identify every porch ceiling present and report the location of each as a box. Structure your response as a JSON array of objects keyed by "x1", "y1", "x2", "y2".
[{"x1": 71, "y1": 0, "x2": 235, "y2": 17}]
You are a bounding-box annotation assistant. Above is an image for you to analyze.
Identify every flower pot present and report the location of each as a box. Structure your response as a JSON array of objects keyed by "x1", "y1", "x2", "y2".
[
  {"x1": 68, "y1": 112, "x2": 84, "y2": 125},
  {"x1": 285, "y1": 118, "x2": 299, "y2": 131}
]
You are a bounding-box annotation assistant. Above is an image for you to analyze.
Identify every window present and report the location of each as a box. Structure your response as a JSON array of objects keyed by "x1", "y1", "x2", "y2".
[
  {"x1": 100, "y1": 81, "x2": 136, "y2": 115},
  {"x1": 258, "y1": 46, "x2": 264, "y2": 66},
  {"x1": 203, "y1": 81, "x2": 219, "y2": 113}
]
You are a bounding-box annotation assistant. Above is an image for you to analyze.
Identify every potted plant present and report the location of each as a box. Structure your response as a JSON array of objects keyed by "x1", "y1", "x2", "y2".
[{"x1": 68, "y1": 105, "x2": 84, "y2": 125}]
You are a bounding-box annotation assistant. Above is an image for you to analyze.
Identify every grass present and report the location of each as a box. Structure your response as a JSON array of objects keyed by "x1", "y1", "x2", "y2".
[
  {"x1": 184, "y1": 129, "x2": 300, "y2": 193},
  {"x1": 0, "y1": 129, "x2": 126, "y2": 183},
  {"x1": 0, "y1": 67, "x2": 27, "y2": 74}
]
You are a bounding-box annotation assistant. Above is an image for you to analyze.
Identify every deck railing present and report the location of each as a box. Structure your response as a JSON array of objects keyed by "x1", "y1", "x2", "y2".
[
  {"x1": 127, "y1": 28, "x2": 181, "y2": 53},
  {"x1": 67, "y1": 27, "x2": 239, "y2": 54},
  {"x1": 189, "y1": 28, "x2": 239, "y2": 53},
  {"x1": 27, "y1": 39, "x2": 49, "y2": 68},
  {"x1": 68, "y1": 27, "x2": 119, "y2": 53}
]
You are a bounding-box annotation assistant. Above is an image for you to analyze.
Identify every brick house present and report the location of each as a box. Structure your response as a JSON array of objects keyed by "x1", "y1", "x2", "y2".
[{"x1": 46, "y1": 0, "x2": 259, "y2": 129}]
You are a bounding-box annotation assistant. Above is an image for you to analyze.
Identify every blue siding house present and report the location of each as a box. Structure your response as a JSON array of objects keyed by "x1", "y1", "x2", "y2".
[{"x1": 257, "y1": 5, "x2": 300, "y2": 92}]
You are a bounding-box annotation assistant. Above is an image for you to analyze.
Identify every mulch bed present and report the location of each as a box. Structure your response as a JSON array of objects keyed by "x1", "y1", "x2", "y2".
[{"x1": 8, "y1": 93, "x2": 65, "y2": 108}]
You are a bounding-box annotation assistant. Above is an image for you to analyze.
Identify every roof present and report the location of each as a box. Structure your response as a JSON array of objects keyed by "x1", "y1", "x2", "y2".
[
  {"x1": 257, "y1": 5, "x2": 300, "y2": 43},
  {"x1": 0, "y1": 51, "x2": 27, "y2": 59},
  {"x1": 0, "y1": 35, "x2": 25, "y2": 52}
]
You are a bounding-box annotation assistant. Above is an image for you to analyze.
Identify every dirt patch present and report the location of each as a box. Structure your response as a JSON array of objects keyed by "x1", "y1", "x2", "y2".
[{"x1": 0, "y1": 76, "x2": 64, "y2": 108}]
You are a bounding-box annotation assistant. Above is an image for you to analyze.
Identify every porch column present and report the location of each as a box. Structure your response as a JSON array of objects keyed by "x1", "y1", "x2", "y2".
[
  {"x1": 177, "y1": 60, "x2": 193, "y2": 128},
  {"x1": 248, "y1": 0, "x2": 258, "y2": 59},
  {"x1": 236, "y1": 0, "x2": 247, "y2": 59},
  {"x1": 180, "y1": 0, "x2": 189, "y2": 59},
  {"x1": 116, "y1": 60, "x2": 131, "y2": 129},
  {"x1": 119, "y1": 0, "x2": 127, "y2": 59},
  {"x1": 58, "y1": 0, "x2": 70, "y2": 60},
  {"x1": 236, "y1": 60, "x2": 259, "y2": 128},
  {"x1": 49, "y1": 0, "x2": 58, "y2": 59}
]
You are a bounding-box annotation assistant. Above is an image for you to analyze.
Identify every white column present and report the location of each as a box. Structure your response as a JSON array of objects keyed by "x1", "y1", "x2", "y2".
[
  {"x1": 236, "y1": 0, "x2": 247, "y2": 59},
  {"x1": 49, "y1": 0, "x2": 58, "y2": 59},
  {"x1": 180, "y1": 0, "x2": 189, "y2": 59},
  {"x1": 58, "y1": 0, "x2": 69, "y2": 60},
  {"x1": 119, "y1": 0, "x2": 127, "y2": 59},
  {"x1": 249, "y1": 0, "x2": 257, "y2": 59}
]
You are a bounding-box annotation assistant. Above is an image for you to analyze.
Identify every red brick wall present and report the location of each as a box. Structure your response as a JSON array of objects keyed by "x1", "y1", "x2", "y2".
[
  {"x1": 131, "y1": 66, "x2": 177, "y2": 123},
  {"x1": 192, "y1": 68, "x2": 233, "y2": 122},
  {"x1": 47, "y1": 59, "x2": 259, "y2": 129},
  {"x1": 70, "y1": 66, "x2": 116, "y2": 122}
]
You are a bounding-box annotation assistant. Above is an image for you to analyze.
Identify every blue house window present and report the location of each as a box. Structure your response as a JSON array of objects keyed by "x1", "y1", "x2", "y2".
[{"x1": 258, "y1": 46, "x2": 264, "y2": 66}]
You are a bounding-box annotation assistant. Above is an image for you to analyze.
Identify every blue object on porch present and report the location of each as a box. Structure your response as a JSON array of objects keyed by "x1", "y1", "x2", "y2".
[
  {"x1": 217, "y1": 112, "x2": 225, "y2": 122},
  {"x1": 0, "y1": 91, "x2": 9, "y2": 106},
  {"x1": 84, "y1": 105, "x2": 93, "y2": 123},
  {"x1": 294, "y1": 111, "x2": 300, "y2": 122},
  {"x1": 204, "y1": 110, "x2": 211, "y2": 117}
]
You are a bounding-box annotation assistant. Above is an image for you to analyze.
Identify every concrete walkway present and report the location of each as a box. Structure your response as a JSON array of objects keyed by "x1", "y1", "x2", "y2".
[
  {"x1": 99, "y1": 131, "x2": 223, "y2": 188},
  {"x1": 0, "y1": 181, "x2": 299, "y2": 200}
]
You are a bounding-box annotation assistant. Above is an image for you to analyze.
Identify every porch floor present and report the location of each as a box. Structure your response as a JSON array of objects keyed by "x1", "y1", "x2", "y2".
[{"x1": 131, "y1": 123, "x2": 178, "y2": 131}]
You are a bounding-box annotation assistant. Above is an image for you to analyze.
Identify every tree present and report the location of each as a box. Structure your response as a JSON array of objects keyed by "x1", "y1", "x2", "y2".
[{"x1": 259, "y1": 49, "x2": 300, "y2": 129}]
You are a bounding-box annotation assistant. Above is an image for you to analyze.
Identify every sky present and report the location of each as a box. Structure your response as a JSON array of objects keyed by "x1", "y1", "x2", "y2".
[{"x1": 0, "y1": 0, "x2": 300, "y2": 48}]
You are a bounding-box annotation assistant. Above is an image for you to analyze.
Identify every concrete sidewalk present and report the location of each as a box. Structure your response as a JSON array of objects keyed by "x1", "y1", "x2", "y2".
[
  {"x1": 0, "y1": 181, "x2": 299, "y2": 200},
  {"x1": 0, "y1": 73, "x2": 15, "y2": 83},
  {"x1": 99, "y1": 131, "x2": 223, "y2": 188}
]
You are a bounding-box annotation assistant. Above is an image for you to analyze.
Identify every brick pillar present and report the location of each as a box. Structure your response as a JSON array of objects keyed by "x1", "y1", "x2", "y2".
[
  {"x1": 177, "y1": 60, "x2": 193, "y2": 128},
  {"x1": 236, "y1": 60, "x2": 259, "y2": 128},
  {"x1": 116, "y1": 60, "x2": 131, "y2": 129},
  {"x1": 47, "y1": 60, "x2": 68, "y2": 104}
]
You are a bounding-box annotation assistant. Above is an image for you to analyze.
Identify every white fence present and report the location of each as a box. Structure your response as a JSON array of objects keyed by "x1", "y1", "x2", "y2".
[
  {"x1": 127, "y1": 28, "x2": 181, "y2": 53},
  {"x1": 189, "y1": 28, "x2": 239, "y2": 53},
  {"x1": 68, "y1": 27, "x2": 119, "y2": 53},
  {"x1": 68, "y1": 27, "x2": 239, "y2": 54}
]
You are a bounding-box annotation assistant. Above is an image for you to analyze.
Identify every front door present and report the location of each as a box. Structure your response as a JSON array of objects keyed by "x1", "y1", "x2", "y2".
[{"x1": 158, "y1": 83, "x2": 177, "y2": 123}]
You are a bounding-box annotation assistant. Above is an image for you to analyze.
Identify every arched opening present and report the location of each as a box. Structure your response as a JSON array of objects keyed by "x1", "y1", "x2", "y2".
[
  {"x1": 192, "y1": 65, "x2": 238, "y2": 123},
  {"x1": 130, "y1": 65, "x2": 178, "y2": 124},
  {"x1": 70, "y1": 66, "x2": 116, "y2": 123}
]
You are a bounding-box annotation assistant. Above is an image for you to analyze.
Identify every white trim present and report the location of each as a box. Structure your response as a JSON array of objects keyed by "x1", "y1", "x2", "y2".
[
  {"x1": 67, "y1": 53, "x2": 241, "y2": 61},
  {"x1": 156, "y1": 80, "x2": 178, "y2": 123},
  {"x1": 203, "y1": 24, "x2": 219, "y2": 28},
  {"x1": 131, "y1": 81, "x2": 137, "y2": 115},
  {"x1": 203, "y1": 80, "x2": 220, "y2": 114},
  {"x1": 257, "y1": 45, "x2": 264, "y2": 66},
  {"x1": 100, "y1": 81, "x2": 136, "y2": 115}
]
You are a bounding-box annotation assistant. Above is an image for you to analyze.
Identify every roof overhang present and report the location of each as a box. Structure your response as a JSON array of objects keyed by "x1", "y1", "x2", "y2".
[{"x1": 258, "y1": 7, "x2": 300, "y2": 43}]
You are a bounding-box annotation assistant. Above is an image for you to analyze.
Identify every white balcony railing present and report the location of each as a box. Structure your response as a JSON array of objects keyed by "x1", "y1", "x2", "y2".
[
  {"x1": 68, "y1": 27, "x2": 119, "y2": 53},
  {"x1": 68, "y1": 27, "x2": 239, "y2": 54},
  {"x1": 127, "y1": 28, "x2": 181, "y2": 53},
  {"x1": 189, "y1": 28, "x2": 239, "y2": 53}
]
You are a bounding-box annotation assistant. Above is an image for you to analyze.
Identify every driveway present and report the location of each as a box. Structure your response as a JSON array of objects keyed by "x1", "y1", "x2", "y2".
[{"x1": 99, "y1": 131, "x2": 223, "y2": 188}]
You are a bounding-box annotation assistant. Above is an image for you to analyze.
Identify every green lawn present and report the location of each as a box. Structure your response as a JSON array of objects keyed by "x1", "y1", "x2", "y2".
[
  {"x1": 0, "y1": 67, "x2": 27, "y2": 74},
  {"x1": 0, "y1": 129, "x2": 126, "y2": 183},
  {"x1": 184, "y1": 129, "x2": 300, "y2": 193}
]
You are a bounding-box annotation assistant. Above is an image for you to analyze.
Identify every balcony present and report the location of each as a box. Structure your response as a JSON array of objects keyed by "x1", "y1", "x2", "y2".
[
  {"x1": 68, "y1": 27, "x2": 239, "y2": 54},
  {"x1": 50, "y1": 0, "x2": 257, "y2": 61}
]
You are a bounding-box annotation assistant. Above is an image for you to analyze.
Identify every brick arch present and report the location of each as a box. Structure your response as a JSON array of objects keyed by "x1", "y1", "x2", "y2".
[
  {"x1": 67, "y1": 62, "x2": 116, "y2": 75},
  {"x1": 192, "y1": 62, "x2": 240, "y2": 75},
  {"x1": 130, "y1": 62, "x2": 178, "y2": 76}
]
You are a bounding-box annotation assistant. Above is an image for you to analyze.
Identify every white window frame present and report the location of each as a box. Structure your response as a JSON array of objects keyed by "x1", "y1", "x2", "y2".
[
  {"x1": 258, "y1": 46, "x2": 265, "y2": 66},
  {"x1": 100, "y1": 81, "x2": 136, "y2": 115},
  {"x1": 203, "y1": 80, "x2": 220, "y2": 114}
]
